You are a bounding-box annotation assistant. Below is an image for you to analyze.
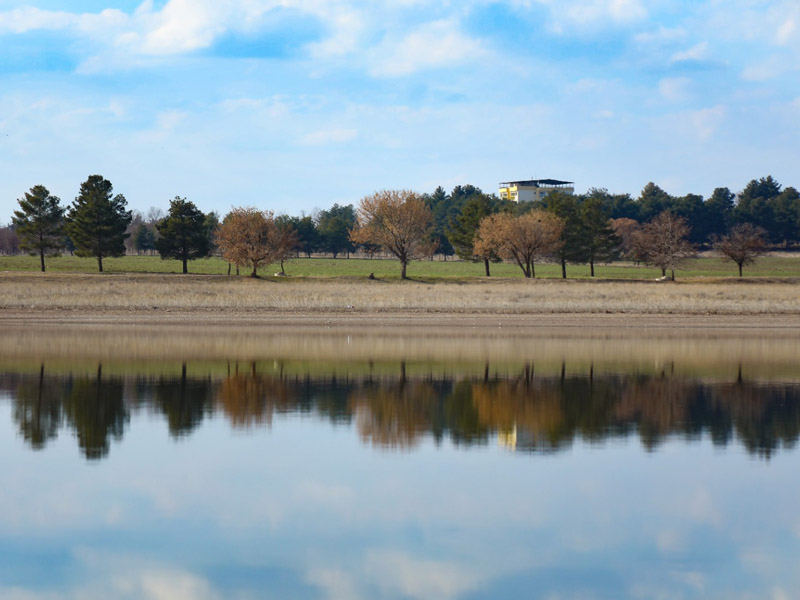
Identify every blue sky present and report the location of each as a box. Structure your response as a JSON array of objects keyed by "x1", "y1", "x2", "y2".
[{"x1": 1, "y1": 0, "x2": 799, "y2": 219}]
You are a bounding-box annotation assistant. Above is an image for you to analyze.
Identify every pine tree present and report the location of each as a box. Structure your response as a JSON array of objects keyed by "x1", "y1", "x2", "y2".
[
  {"x1": 577, "y1": 196, "x2": 620, "y2": 276},
  {"x1": 155, "y1": 197, "x2": 210, "y2": 273},
  {"x1": 446, "y1": 194, "x2": 498, "y2": 276},
  {"x1": 66, "y1": 175, "x2": 132, "y2": 272},
  {"x1": 543, "y1": 191, "x2": 583, "y2": 278},
  {"x1": 11, "y1": 185, "x2": 65, "y2": 272}
]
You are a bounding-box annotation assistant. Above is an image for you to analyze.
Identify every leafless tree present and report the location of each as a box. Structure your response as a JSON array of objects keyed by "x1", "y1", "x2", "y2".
[
  {"x1": 713, "y1": 223, "x2": 767, "y2": 277},
  {"x1": 610, "y1": 218, "x2": 642, "y2": 262},
  {"x1": 0, "y1": 226, "x2": 20, "y2": 255},
  {"x1": 632, "y1": 211, "x2": 696, "y2": 280}
]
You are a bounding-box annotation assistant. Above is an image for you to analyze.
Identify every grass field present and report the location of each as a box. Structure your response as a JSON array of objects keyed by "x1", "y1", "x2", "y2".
[
  {"x1": 1, "y1": 271, "x2": 799, "y2": 315},
  {"x1": 2, "y1": 253, "x2": 800, "y2": 279}
]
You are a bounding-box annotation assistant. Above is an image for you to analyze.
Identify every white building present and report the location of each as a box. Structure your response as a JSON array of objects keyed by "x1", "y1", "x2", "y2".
[{"x1": 499, "y1": 179, "x2": 574, "y2": 202}]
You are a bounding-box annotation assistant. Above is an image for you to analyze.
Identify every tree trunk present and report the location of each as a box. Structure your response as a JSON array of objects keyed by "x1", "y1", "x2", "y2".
[
  {"x1": 738, "y1": 263, "x2": 743, "y2": 277},
  {"x1": 590, "y1": 259, "x2": 595, "y2": 277},
  {"x1": 40, "y1": 248, "x2": 45, "y2": 272},
  {"x1": 661, "y1": 267, "x2": 666, "y2": 277},
  {"x1": 484, "y1": 258, "x2": 490, "y2": 277},
  {"x1": 670, "y1": 269, "x2": 675, "y2": 281},
  {"x1": 280, "y1": 259, "x2": 286, "y2": 275},
  {"x1": 182, "y1": 257, "x2": 188, "y2": 274},
  {"x1": 561, "y1": 257, "x2": 567, "y2": 279},
  {"x1": 251, "y1": 264, "x2": 258, "y2": 277},
  {"x1": 98, "y1": 256, "x2": 103, "y2": 272},
  {"x1": 401, "y1": 260, "x2": 407, "y2": 280},
  {"x1": 227, "y1": 262, "x2": 231, "y2": 276},
  {"x1": 531, "y1": 260, "x2": 536, "y2": 279}
]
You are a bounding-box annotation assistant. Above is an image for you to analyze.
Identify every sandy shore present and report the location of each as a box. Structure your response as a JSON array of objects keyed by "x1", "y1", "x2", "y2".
[{"x1": 4, "y1": 307, "x2": 800, "y2": 331}]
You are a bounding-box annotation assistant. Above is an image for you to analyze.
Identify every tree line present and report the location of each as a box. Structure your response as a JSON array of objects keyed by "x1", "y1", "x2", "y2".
[{"x1": 2, "y1": 173, "x2": 796, "y2": 277}]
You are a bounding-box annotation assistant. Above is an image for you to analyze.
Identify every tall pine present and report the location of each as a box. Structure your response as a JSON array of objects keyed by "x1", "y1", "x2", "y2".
[
  {"x1": 12, "y1": 185, "x2": 65, "y2": 272},
  {"x1": 66, "y1": 175, "x2": 132, "y2": 272},
  {"x1": 155, "y1": 197, "x2": 210, "y2": 273}
]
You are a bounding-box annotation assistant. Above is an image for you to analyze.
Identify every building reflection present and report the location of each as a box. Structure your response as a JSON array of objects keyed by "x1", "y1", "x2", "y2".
[{"x1": 2, "y1": 360, "x2": 799, "y2": 460}]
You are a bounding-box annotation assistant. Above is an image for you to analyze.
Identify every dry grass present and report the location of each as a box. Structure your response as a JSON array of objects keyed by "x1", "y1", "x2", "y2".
[{"x1": 1, "y1": 272, "x2": 800, "y2": 315}]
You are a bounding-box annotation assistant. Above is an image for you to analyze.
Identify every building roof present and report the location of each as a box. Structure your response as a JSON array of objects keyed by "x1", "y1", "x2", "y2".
[{"x1": 499, "y1": 179, "x2": 573, "y2": 187}]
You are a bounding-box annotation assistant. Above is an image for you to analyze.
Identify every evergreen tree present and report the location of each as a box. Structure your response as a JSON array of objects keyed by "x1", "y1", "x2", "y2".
[
  {"x1": 133, "y1": 224, "x2": 155, "y2": 255},
  {"x1": 673, "y1": 193, "x2": 709, "y2": 245},
  {"x1": 293, "y1": 215, "x2": 320, "y2": 257},
  {"x1": 203, "y1": 211, "x2": 220, "y2": 255},
  {"x1": 705, "y1": 187, "x2": 735, "y2": 240},
  {"x1": 733, "y1": 176, "x2": 797, "y2": 244},
  {"x1": 637, "y1": 182, "x2": 673, "y2": 221},
  {"x1": 543, "y1": 191, "x2": 583, "y2": 278},
  {"x1": 11, "y1": 185, "x2": 65, "y2": 272},
  {"x1": 577, "y1": 195, "x2": 620, "y2": 276},
  {"x1": 155, "y1": 197, "x2": 210, "y2": 273},
  {"x1": 317, "y1": 203, "x2": 356, "y2": 258},
  {"x1": 446, "y1": 194, "x2": 499, "y2": 276},
  {"x1": 66, "y1": 175, "x2": 132, "y2": 272}
]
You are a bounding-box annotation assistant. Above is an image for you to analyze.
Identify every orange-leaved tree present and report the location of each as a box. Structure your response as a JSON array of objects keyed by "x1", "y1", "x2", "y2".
[
  {"x1": 215, "y1": 207, "x2": 283, "y2": 277},
  {"x1": 474, "y1": 210, "x2": 564, "y2": 278},
  {"x1": 350, "y1": 190, "x2": 433, "y2": 279}
]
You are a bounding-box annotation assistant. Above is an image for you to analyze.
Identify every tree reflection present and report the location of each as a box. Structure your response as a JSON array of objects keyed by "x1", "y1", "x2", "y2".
[
  {"x1": 2, "y1": 361, "x2": 800, "y2": 459},
  {"x1": 61, "y1": 365, "x2": 128, "y2": 460},
  {"x1": 12, "y1": 364, "x2": 63, "y2": 449},
  {"x1": 153, "y1": 363, "x2": 212, "y2": 438}
]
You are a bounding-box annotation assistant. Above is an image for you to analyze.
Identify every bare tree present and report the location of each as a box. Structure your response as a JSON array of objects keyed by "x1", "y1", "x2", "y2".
[
  {"x1": 0, "y1": 225, "x2": 20, "y2": 255},
  {"x1": 713, "y1": 223, "x2": 767, "y2": 277},
  {"x1": 474, "y1": 211, "x2": 564, "y2": 278},
  {"x1": 350, "y1": 190, "x2": 432, "y2": 279},
  {"x1": 610, "y1": 218, "x2": 642, "y2": 262},
  {"x1": 215, "y1": 207, "x2": 283, "y2": 277},
  {"x1": 274, "y1": 217, "x2": 299, "y2": 275},
  {"x1": 632, "y1": 211, "x2": 696, "y2": 280}
]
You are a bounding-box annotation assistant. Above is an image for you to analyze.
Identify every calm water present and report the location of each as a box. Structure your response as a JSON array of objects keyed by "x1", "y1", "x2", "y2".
[{"x1": 2, "y1": 356, "x2": 800, "y2": 599}]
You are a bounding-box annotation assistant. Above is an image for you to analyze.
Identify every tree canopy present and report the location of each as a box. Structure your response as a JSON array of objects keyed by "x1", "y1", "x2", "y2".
[
  {"x1": 632, "y1": 211, "x2": 696, "y2": 280},
  {"x1": 215, "y1": 207, "x2": 284, "y2": 277},
  {"x1": 65, "y1": 175, "x2": 132, "y2": 272},
  {"x1": 713, "y1": 223, "x2": 767, "y2": 277},
  {"x1": 12, "y1": 185, "x2": 65, "y2": 272},
  {"x1": 475, "y1": 210, "x2": 564, "y2": 278},
  {"x1": 350, "y1": 189, "x2": 433, "y2": 279},
  {"x1": 155, "y1": 197, "x2": 210, "y2": 274}
]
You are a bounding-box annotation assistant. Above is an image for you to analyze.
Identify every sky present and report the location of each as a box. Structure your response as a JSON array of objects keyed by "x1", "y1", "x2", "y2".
[{"x1": 1, "y1": 0, "x2": 799, "y2": 219}]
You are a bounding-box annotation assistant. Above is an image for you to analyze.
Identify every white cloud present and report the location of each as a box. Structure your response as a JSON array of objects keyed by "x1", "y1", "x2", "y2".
[
  {"x1": 776, "y1": 18, "x2": 796, "y2": 45},
  {"x1": 543, "y1": 0, "x2": 647, "y2": 29},
  {"x1": 741, "y1": 54, "x2": 791, "y2": 81},
  {"x1": 306, "y1": 568, "x2": 361, "y2": 600},
  {"x1": 111, "y1": 568, "x2": 221, "y2": 600},
  {"x1": 364, "y1": 550, "x2": 484, "y2": 600},
  {"x1": 299, "y1": 128, "x2": 358, "y2": 146},
  {"x1": 670, "y1": 41, "x2": 710, "y2": 64},
  {"x1": 306, "y1": 7, "x2": 367, "y2": 59},
  {"x1": 658, "y1": 77, "x2": 691, "y2": 102},
  {"x1": 634, "y1": 25, "x2": 686, "y2": 45},
  {"x1": 368, "y1": 20, "x2": 486, "y2": 77}
]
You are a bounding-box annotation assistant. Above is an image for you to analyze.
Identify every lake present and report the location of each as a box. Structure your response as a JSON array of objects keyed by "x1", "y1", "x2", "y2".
[{"x1": 1, "y1": 327, "x2": 799, "y2": 599}]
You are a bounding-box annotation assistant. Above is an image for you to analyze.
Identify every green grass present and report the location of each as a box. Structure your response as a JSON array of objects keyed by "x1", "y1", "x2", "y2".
[{"x1": 2, "y1": 253, "x2": 800, "y2": 280}]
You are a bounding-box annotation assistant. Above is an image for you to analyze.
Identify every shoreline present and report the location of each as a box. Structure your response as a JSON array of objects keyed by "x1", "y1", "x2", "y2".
[{"x1": 4, "y1": 307, "x2": 800, "y2": 330}]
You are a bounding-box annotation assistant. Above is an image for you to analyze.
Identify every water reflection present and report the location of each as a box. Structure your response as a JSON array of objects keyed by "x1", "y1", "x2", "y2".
[{"x1": 3, "y1": 361, "x2": 799, "y2": 460}]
